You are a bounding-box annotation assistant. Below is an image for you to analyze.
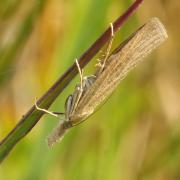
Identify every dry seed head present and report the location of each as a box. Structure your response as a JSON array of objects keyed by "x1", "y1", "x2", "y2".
[{"x1": 71, "y1": 17, "x2": 168, "y2": 123}]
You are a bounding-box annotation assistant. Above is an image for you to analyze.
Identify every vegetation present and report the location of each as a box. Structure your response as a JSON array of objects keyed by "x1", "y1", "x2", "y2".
[{"x1": 0, "y1": 0, "x2": 179, "y2": 180}]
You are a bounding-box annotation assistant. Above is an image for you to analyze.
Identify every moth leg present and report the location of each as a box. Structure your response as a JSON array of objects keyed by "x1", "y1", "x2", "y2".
[
  {"x1": 75, "y1": 59, "x2": 83, "y2": 91},
  {"x1": 34, "y1": 98, "x2": 62, "y2": 117},
  {"x1": 68, "y1": 77, "x2": 97, "y2": 127},
  {"x1": 53, "y1": 112, "x2": 65, "y2": 115},
  {"x1": 65, "y1": 85, "x2": 84, "y2": 120},
  {"x1": 65, "y1": 94, "x2": 74, "y2": 120},
  {"x1": 96, "y1": 23, "x2": 114, "y2": 74},
  {"x1": 72, "y1": 59, "x2": 84, "y2": 111}
]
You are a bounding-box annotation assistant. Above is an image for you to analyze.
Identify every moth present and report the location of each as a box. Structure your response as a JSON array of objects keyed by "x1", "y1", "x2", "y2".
[{"x1": 35, "y1": 17, "x2": 168, "y2": 147}]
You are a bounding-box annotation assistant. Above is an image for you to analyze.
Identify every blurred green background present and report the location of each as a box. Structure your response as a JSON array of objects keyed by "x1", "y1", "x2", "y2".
[{"x1": 0, "y1": 0, "x2": 180, "y2": 179}]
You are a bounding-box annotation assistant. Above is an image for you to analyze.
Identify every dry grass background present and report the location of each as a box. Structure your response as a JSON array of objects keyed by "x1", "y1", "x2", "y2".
[{"x1": 0, "y1": 0, "x2": 180, "y2": 179}]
